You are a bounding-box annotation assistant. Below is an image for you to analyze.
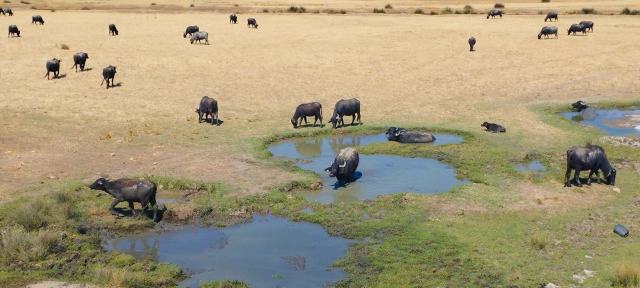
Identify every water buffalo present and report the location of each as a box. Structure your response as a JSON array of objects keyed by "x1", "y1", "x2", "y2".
[
  {"x1": 468, "y1": 37, "x2": 476, "y2": 51},
  {"x1": 230, "y1": 14, "x2": 237, "y2": 24},
  {"x1": 190, "y1": 31, "x2": 209, "y2": 44},
  {"x1": 538, "y1": 26, "x2": 558, "y2": 39},
  {"x1": 196, "y1": 96, "x2": 219, "y2": 125},
  {"x1": 183, "y1": 25, "x2": 199, "y2": 38},
  {"x1": 3, "y1": 8, "x2": 12, "y2": 16},
  {"x1": 8, "y1": 24, "x2": 19, "y2": 37},
  {"x1": 487, "y1": 9, "x2": 502, "y2": 19},
  {"x1": 247, "y1": 18, "x2": 258, "y2": 28},
  {"x1": 89, "y1": 178, "x2": 159, "y2": 222},
  {"x1": 71, "y1": 52, "x2": 89, "y2": 72},
  {"x1": 386, "y1": 127, "x2": 436, "y2": 143},
  {"x1": 545, "y1": 12, "x2": 558, "y2": 22},
  {"x1": 32, "y1": 15, "x2": 44, "y2": 25},
  {"x1": 568, "y1": 24, "x2": 586, "y2": 35},
  {"x1": 109, "y1": 24, "x2": 118, "y2": 36},
  {"x1": 571, "y1": 100, "x2": 597, "y2": 120},
  {"x1": 564, "y1": 145, "x2": 616, "y2": 187},
  {"x1": 481, "y1": 121, "x2": 506, "y2": 133},
  {"x1": 291, "y1": 102, "x2": 323, "y2": 128},
  {"x1": 579, "y1": 20, "x2": 594, "y2": 32},
  {"x1": 325, "y1": 147, "x2": 359, "y2": 186},
  {"x1": 45, "y1": 58, "x2": 61, "y2": 80},
  {"x1": 101, "y1": 65, "x2": 117, "y2": 89},
  {"x1": 329, "y1": 98, "x2": 361, "y2": 128}
]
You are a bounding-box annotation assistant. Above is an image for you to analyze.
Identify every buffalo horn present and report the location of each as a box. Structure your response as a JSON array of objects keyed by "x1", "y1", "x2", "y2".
[{"x1": 339, "y1": 161, "x2": 347, "y2": 168}]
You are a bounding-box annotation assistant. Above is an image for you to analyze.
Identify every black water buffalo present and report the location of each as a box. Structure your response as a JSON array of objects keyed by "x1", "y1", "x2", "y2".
[
  {"x1": 109, "y1": 24, "x2": 118, "y2": 36},
  {"x1": 568, "y1": 24, "x2": 586, "y2": 35},
  {"x1": 579, "y1": 20, "x2": 594, "y2": 32},
  {"x1": 196, "y1": 96, "x2": 219, "y2": 125},
  {"x1": 8, "y1": 24, "x2": 19, "y2": 37},
  {"x1": 564, "y1": 145, "x2": 616, "y2": 187},
  {"x1": 247, "y1": 18, "x2": 258, "y2": 28},
  {"x1": 325, "y1": 147, "x2": 359, "y2": 186},
  {"x1": 386, "y1": 127, "x2": 436, "y2": 143},
  {"x1": 230, "y1": 14, "x2": 237, "y2": 24},
  {"x1": 3, "y1": 8, "x2": 12, "y2": 16},
  {"x1": 329, "y1": 98, "x2": 361, "y2": 128},
  {"x1": 190, "y1": 31, "x2": 209, "y2": 44},
  {"x1": 71, "y1": 52, "x2": 89, "y2": 72},
  {"x1": 291, "y1": 102, "x2": 323, "y2": 128},
  {"x1": 538, "y1": 26, "x2": 558, "y2": 39},
  {"x1": 468, "y1": 37, "x2": 476, "y2": 51},
  {"x1": 571, "y1": 100, "x2": 597, "y2": 120},
  {"x1": 487, "y1": 9, "x2": 502, "y2": 19},
  {"x1": 545, "y1": 12, "x2": 558, "y2": 22},
  {"x1": 45, "y1": 58, "x2": 61, "y2": 80},
  {"x1": 32, "y1": 15, "x2": 44, "y2": 25},
  {"x1": 101, "y1": 65, "x2": 117, "y2": 88},
  {"x1": 481, "y1": 121, "x2": 506, "y2": 133},
  {"x1": 183, "y1": 25, "x2": 199, "y2": 38},
  {"x1": 89, "y1": 178, "x2": 159, "y2": 222}
]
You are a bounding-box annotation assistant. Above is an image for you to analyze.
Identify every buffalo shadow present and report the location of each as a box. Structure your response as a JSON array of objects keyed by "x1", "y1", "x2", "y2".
[
  {"x1": 331, "y1": 171, "x2": 362, "y2": 189},
  {"x1": 565, "y1": 176, "x2": 607, "y2": 187},
  {"x1": 111, "y1": 205, "x2": 165, "y2": 222},
  {"x1": 80, "y1": 67, "x2": 93, "y2": 72},
  {"x1": 297, "y1": 123, "x2": 325, "y2": 128},
  {"x1": 202, "y1": 118, "x2": 224, "y2": 126}
]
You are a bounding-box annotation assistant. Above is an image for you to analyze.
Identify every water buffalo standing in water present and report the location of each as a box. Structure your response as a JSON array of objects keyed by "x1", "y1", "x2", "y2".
[
  {"x1": 247, "y1": 18, "x2": 258, "y2": 28},
  {"x1": 538, "y1": 26, "x2": 558, "y2": 39},
  {"x1": 101, "y1": 65, "x2": 117, "y2": 88},
  {"x1": 32, "y1": 15, "x2": 44, "y2": 25},
  {"x1": 564, "y1": 145, "x2": 616, "y2": 187},
  {"x1": 568, "y1": 24, "x2": 586, "y2": 35},
  {"x1": 325, "y1": 147, "x2": 359, "y2": 186},
  {"x1": 481, "y1": 121, "x2": 506, "y2": 133},
  {"x1": 230, "y1": 14, "x2": 237, "y2": 24},
  {"x1": 71, "y1": 52, "x2": 89, "y2": 72},
  {"x1": 89, "y1": 178, "x2": 159, "y2": 222},
  {"x1": 329, "y1": 98, "x2": 361, "y2": 128},
  {"x1": 109, "y1": 24, "x2": 118, "y2": 36},
  {"x1": 190, "y1": 31, "x2": 209, "y2": 44},
  {"x1": 386, "y1": 127, "x2": 436, "y2": 143},
  {"x1": 183, "y1": 25, "x2": 199, "y2": 38},
  {"x1": 468, "y1": 37, "x2": 476, "y2": 51},
  {"x1": 571, "y1": 100, "x2": 597, "y2": 120},
  {"x1": 45, "y1": 58, "x2": 61, "y2": 80},
  {"x1": 487, "y1": 9, "x2": 502, "y2": 19},
  {"x1": 579, "y1": 20, "x2": 594, "y2": 32},
  {"x1": 545, "y1": 12, "x2": 558, "y2": 22},
  {"x1": 291, "y1": 102, "x2": 323, "y2": 128},
  {"x1": 196, "y1": 96, "x2": 219, "y2": 125},
  {"x1": 3, "y1": 8, "x2": 12, "y2": 16},
  {"x1": 8, "y1": 24, "x2": 19, "y2": 37}
]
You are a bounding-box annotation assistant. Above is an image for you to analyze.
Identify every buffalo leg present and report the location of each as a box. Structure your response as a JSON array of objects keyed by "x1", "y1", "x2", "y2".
[
  {"x1": 573, "y1": 167, "x2": 583, "y2": 187},
  {"x1": 356, "y1": 112, "x2": 361, "y2": 125},
  {"x1": 109, "y1": 199, "x2": 122, "y2": 216},
  {"x1": 198, "y1": 111, "x2": 203, "y2": 123},
  {"x1": 350, "y1": 115, "x2": 355, "y2": 126},
  {"x1": 564, "y1": 167, "x2": 573, "y2": 187},
  {"x1": 129, "y1": 201, "x2": 138, "y2": 217},
  {"x1": 215, "y1": 113, "x2": 219, "y2": 126}
]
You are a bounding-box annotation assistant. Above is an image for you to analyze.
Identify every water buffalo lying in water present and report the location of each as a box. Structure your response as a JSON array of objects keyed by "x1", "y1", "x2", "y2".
[
  {"x1": 481, "y1": 121, "x2": 506, "y2": 133},
  {"x1": 109, "y1": 24, "x2": 118, "y2": 36},
  {"x1": 101, "y1": 65, "x2": 117, "y2": 88},
  {"x1": 89, "y1": 178, "x2": 159, "y2": 222},
  {"x1": 32, "y1": 15, "x2": 44, "y2": 25},
  {"x1": 325, "y1": 147, "x2": 359, "y2": 186},
  {"x1": 329, "y1": 98, "x2": 361, "y2": 128},
  {"x1": 568, "y1": 24, "x2": 586, "y2": 35},
  {"x1": 545, "y1": 12, "x2": 558, "y2": 22},
  {"x1": 183, "y1": 25, "x2": 199, "y2": 38},
  {"x1": 230, "y1": 14, "x2": 237, "y2": 24},
  {"x1": 8, "y1": 25, "x2": 19, "y2": 37},
  {"x1": 564, "y1": 145, "x2": 616, "y2": 187},
  {"x1": 386, "y1": 127, "x2": 436, "y2": 143},
  {"x1": 538, "y1": 26, "x2": 558, "y2": 39},
  {"x1": 45, "y1": 58, "x2": 61, "y2": 80},
  {"x1": 468, "y1": 37, "x2": 476, "y2": 51},
  {"x1": 487, "y1": 9, "x2": 502, "y2": 19},
  {"x1": 71, "y1": 52, "x2": 89, "y2": 72},
  {"x1": 291, "y1": 102, "x2": 323, "y2": 128},
  {"x1": 571, "y1": 100, "x2": 597, "y2": 120},
  {"x1": 196, "y1": 96, "x2": 219, "y2": 125}
]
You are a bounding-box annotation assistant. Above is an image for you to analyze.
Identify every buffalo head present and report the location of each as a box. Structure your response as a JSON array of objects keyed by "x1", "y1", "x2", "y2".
[
  {"x1": 607, "y1": 168, "x2": 617, "y2": 186},
  {"x1": 329, "y1": 116, "x2": 339, "y2": 128},
  {"x1": 571, "y1": 100, "x2": 588, "y2": 111},
  {"x1": 291, "y1": 118, "x2": 298, "y2": 128},
  {"x1": 89, "y1": 178, "x2": 108, "y2": 190},
  {"x1": 324, "y1": 160, "x2": 347, "y2": 178}
]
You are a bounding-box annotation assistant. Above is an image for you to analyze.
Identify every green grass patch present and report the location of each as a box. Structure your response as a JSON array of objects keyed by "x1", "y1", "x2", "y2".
[
  {"x1": 612, "y1": 262, "x2": 639, "y2": 287},
  {"x1": 199, "y1": 279, "x2": 250, "y2": 287}
]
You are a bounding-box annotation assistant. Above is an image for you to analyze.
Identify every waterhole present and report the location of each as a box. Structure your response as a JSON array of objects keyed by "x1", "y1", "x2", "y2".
[{"x1": 563, "y1": 109, "x2": 640, "y2": 137}]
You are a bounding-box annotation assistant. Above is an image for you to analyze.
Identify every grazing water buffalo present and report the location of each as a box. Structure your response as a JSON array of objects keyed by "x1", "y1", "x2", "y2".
[
  {"x1": 247, "y1": 18, "x2": 258, "y2": 28},
  {"x1": 71, "y1": 52, "x2": 88, "y2": 72},
  {"x1": 89, "y1": 178, "x2": 159, "y2": 222},
  {"x1": 8, "y1": 24, "x2": 19, "y2": 37},
  {"x1": 564, "y1": 145, "x2": 616, "y2": 187},
  {"x1": 481, "y1": 121, "x2": 506, "y2": 133},
  {"x1": 108, "y1": 24, "x2": 118, "y2": 36},
  {"x1": 291, "y1": 102, "x2": 323, "y2": 128},
  {"x1": 32, "y1": 15, "x2": 44, "y2": 25},
  {"x1": 487, "y1": 9, "x2": 502, "y2": 19},
  {"x1": 538, "y1": 26, "x2": 558, "y2": 39},
  {"x1": 579, "y1": 20, "x2": 594, "y2": 32},
  {"x1": 3, "y1": 8, "x2": 12, "y2": 16},
  {"x1": 329, "y1": 98, "x2": 361, "y2": 128},
  {"x1": 183, "y1": 25, "x2": 199, "y2": 38},
  {"x1": 386, "y1": 127, "x2": 436, "y2": 143},
  {"x1": 45, "y1": 58, "x2": 61, "y2": 80},
  {"x1": 100, "y1": 65, "x2": 117, "y2": 88},
  {"x1": 230, "y1": 14, "x2": 237, "y2": 24},
  {"x1": 190, "y1": 31, "x2": 209, "y2": 44},
  {"x1": 468, "y1": 37, "x2": 476, "y2": 51},
  {"x1": 545, "y1": 12, "x2": 558, "y2": 22},
  {"x1": 196, "y1": 96, "x2": 219, "y2": 125},
  {"x1": 325, "y1": 147, "x2": 359, "y2": 186},
  {"x1": 571, "y1": 100, "x2": 597, "y2": 120},
  {"x1": 568, "y1": 24, "x2": 586, "y2": 35}
]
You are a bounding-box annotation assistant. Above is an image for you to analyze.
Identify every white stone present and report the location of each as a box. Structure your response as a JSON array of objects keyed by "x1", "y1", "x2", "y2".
[
  {"x1": 613, "y1": 187, "x2": 621, "y2": 193},
  {"x1": 573, "y1": 275, "x2": 585, "y2": 283},
  {"x1": 545, "y1": 283, "x2": 557, "y2": 288},
  {"x1": 584, "y1": 269, "x2": 595, "y2": 277}
]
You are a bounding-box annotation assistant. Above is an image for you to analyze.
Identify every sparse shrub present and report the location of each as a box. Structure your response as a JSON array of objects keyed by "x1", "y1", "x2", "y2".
[
  {"x1": 0, "y1": 227, "x2": 61, "y2": 263},
  {"x1": 10, "y1": 198, "x2": 53, "y2": 231},
  {"x1": 612, "y1": 262, "x2": 639, "y2": 287},
  {"x1": 99, "y1": 131, "x2": 112, "y2": 140},
  {"x1": 385, "y1": 3, "x2": 392, "y2": 9},
  {"x1": 340, "y1": 9, "x2": 346, "y2": 14},
  {"x1": 59, "y1": 43, "x2": 70, "y2": 50},
  {"x1": 538, "y1": 10, "x2": 544, "y2": 14},
  {"x1": 323, "y1": 9, "x2": 338, "y2": 14},
  {"x1": 581, "y1": 7, "x2": 597, "y2": 14},
  {"x1": 621, "y1": 7, "x2": 631, "y2": 14},
  {"x1": 287, "y1": 6, "x2": 306, "y2": 13},
  {"x1": 430, "y1": 11, "x2": 438, "y2": 15},
  {"x1": 151, "y1": 2, "x2": 156, "y2": 5},
  {"x1": 81, "y1": 6, "x2": 90, "y2": 10},
  {"x1": 20, "y1": 0, "x2": 29, "y2": 3},
  {"x1": 454, "y1": 10, "x2": 462, "y2": 14},
  {"x1": 3, "y1": 0, "x2": 11, "y2": 3},
  {"x1": 530, "y1": 233, "x2": 548, "y2": 250},
  {"x1": 50, "y1": 9, "x2": 55, "y2": 12},
  {"x1": 494, "y1": 3, "x2": 504, "y2": 8},
  {"x1": 414, "y1": 8, "x2": 424, "y2": 14},
  {"x1": 463, "y1": 5, "x2": 474, "y2": 14},
  {"x1": 541, "y1": 0, "x2": 550, "y2": 3},
  {"x1": 373, "y1": 8, "x2": 385, "y2": 13},
  {"x1": 262, "y1": 8, "x2": 269, "y2": 13},
  {"x1": 30, "y1": 5, "x2": 36, "y2": 9},
  {"x1": 190, "y1": 3, "x2": 194, "y2": 7},
  {"x1": 442, "y1": 7, "x2": 453, "y2": 14}
]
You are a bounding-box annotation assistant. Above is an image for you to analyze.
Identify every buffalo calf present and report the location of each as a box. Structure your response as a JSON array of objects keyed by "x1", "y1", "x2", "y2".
[
  {"x1": 481, "y1": 121, "x2": 506, "y2": 133},
  {"x1": 230, "y1": 14, "x2": 237, "y2": 24},
  {"x1": 247, "y1": 18, "x2": 258, "y2": 28},
  {"x1": 468, "y1": 37, "x2": 476, "y2": 51},
  {"x1": 8, "y1": 24, "x2": 19, "y2": 37},
  {"x1": 291, "y1": 102, "x2": 323, "y2": 128},
  {"x1": 109, "y1": 24, "x2": 118, "y2": 36},
  {"x1": 544, "y1": 12, "x2": 558, "y2": 22},
  {"x1": 89, "y1": 178, "x2": 159, "y2": 222},
  {"x1": 32, "y1": 15, "x2": 44, "y2": 25}
]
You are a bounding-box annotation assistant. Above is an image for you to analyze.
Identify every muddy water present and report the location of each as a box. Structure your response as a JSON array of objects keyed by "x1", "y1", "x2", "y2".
[
  {"x1": 563, "y1": 109, "x2": 640, "y2": 137},
  {"x1": 268, "y1": 133, "x2": 467, "y2": 204},
  {"x1": 514, "y1": 161, "x2": 546, "y2": 173},
  {"x1": 105, "y1": 215, "x2": 352, "y2": 288}
]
